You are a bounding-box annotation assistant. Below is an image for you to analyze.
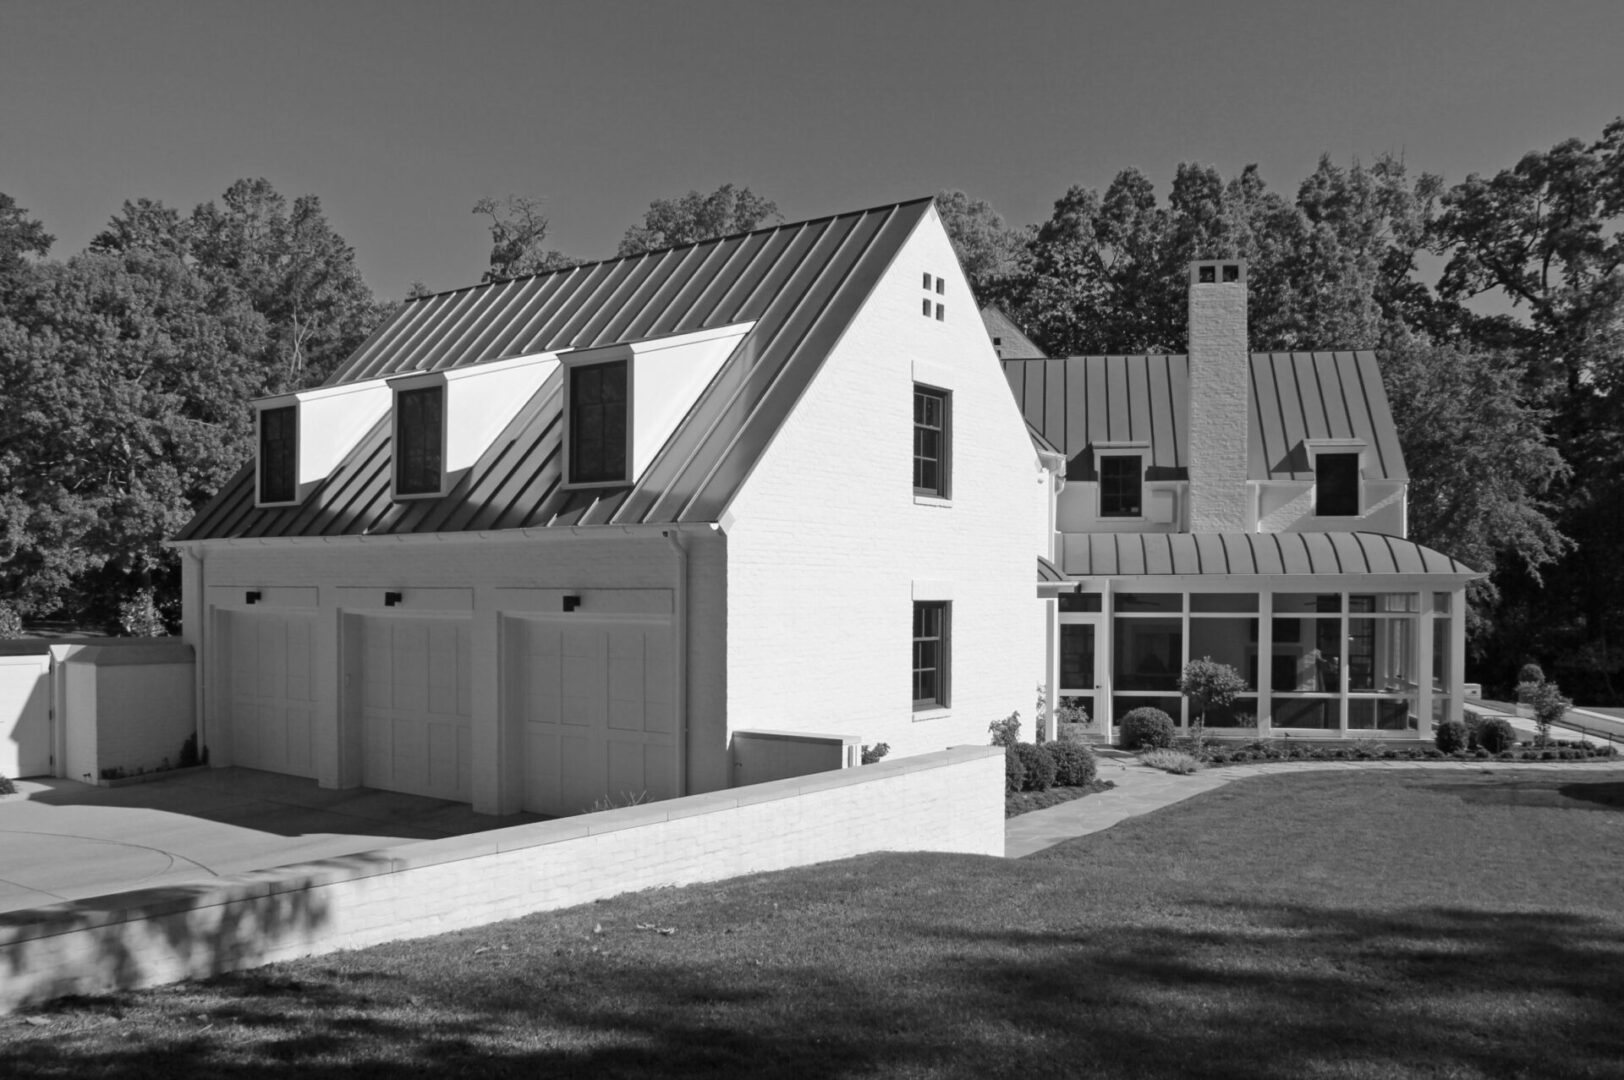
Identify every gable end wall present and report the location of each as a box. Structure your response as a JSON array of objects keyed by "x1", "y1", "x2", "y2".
[{"x1": 723, "y1": 207, "x2": 1046, "y2": 758}]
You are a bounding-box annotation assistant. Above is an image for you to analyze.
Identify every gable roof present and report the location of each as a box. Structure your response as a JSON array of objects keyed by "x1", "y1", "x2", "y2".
[
  {"x1": 1001, "y1": 351, "x2": 1407, "y2": 483},
  {"x1": 980, "y1": 306, "x2": 1046, "y2": 360},
  {"x1": 179, "y1": 198, "x2": 934, "y2": 541}
]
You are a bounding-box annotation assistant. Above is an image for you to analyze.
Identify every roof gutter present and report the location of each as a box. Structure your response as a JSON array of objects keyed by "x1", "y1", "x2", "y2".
[{"x1": 165, "y1": 521, "x2": 721, "y2": 553}]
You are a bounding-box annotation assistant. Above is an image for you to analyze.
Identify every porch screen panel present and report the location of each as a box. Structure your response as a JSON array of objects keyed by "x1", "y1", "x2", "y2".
[
  {"x1": 1269, "y1": 593, "x2": 1342, "y2": 729},
  {"x1": 1189, "y1": 615, "x2": 1258, "y2": 726},
  {"x1": 1113, "y1": 592, "x2": 1183, "y2": 726}
]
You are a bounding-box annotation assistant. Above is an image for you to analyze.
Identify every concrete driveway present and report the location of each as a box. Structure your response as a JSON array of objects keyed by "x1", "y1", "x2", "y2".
[{"x1": 0, "y1": 768, "x2": 544, "y2": 914}]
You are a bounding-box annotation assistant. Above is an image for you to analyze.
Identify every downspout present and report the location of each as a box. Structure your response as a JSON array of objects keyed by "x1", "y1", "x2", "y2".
[{"x1": 664, "y1": 528, "x2": 690, "y2": 796}]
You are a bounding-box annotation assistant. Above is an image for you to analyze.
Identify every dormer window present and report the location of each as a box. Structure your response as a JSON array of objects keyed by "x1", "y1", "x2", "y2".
[
  {"x1": 1099, "y1": 455, "x2": 1143, "y2": 517},
  {"x1": 1316, "y1": 452, "x2": 1361, "y2": 517},
  {"x1": 568, "y1": 359, "x2": 630, "y2": 486},
  {"x1": 1092, "y1": 442, "x2": 1149, "y2": 519},
  {"x1": 395, "y1": 385, "x2": 445, "y2": 498},
  {"x1": 258, "y1": 405, "x2": 297, "y2": 505}
]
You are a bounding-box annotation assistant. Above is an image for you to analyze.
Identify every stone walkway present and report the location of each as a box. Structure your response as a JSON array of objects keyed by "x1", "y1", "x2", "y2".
[{"x1": 1005, "y1": 750, "x2": 1624, "y2": 858}]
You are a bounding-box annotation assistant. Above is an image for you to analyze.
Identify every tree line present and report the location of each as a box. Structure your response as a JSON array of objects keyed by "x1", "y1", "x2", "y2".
[{"x1": 1, "y1": 127, "x2": 1618, "y2": 698}]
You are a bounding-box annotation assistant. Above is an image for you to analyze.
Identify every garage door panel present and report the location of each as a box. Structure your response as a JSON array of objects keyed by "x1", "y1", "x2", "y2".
[
  {"x1": 223, "y1": 611, "x2": 319, "y2": 780},
  {"x1": 507, "y1": 614, "x2": 678, "y2": 817},
  {"x1": 559, "y1": 733, "x2": 599, "y2": 812},
  {"x1": 356, "y1": 615, "x2": 472, "y2": 803}
]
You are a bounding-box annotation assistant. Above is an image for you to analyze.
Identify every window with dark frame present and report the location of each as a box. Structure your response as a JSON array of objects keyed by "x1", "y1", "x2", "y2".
[
  {"x1": 1099, "y1": 455, "x2": 1142, "y2": 517},
  {"x1": 913, "y1": 601, "x2": 949, "y2": 709},
  {"x1": 569, "y1": 359, "x2": 629, "y2": 485},
  {"x1": 913, "y1": 386, "x2": 949, "y2": 496},
  {"x1": 395, "y1": 386, "x2": 444, "y2": 496},
  {"x1": 259, "y1": 405, "x2": 297, "y2": 504},
  {"x1": 1316, "y1": 452, "x2": 1360, "y2": 516}
]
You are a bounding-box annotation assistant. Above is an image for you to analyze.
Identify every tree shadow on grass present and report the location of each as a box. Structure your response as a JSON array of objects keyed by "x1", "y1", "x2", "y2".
[
  {"x1": 1426, "y1": 772, "x2": 1624, "y2": 813},
  {"x1": 7, "y1": 899, "x2": 1623, "y2": 1079}
]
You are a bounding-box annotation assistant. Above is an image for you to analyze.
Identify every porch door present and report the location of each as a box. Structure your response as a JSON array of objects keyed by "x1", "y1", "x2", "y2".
[{"x1": 1057, "y1": 614, "x2": 1106, "y2": 736}]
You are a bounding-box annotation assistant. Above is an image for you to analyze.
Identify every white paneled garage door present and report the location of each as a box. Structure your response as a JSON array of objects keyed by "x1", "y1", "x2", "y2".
[
  {"x1": 506, "y1": 615, "x2": 679, "y2": 817},
  {"x1": 356, "y1": 615, "x2": 472, "y2": 802},
  {"x1": 221, "y1": 610, "x2": 317, "y2": 779},
  {"x1": 0, "y1": 654, "x2": 52, "y2": 778}
]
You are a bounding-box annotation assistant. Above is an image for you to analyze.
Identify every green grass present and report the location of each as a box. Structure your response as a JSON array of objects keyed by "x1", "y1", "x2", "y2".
[{"x1": 7, "y1": 769, "x2": 1624, "y2": 1078}]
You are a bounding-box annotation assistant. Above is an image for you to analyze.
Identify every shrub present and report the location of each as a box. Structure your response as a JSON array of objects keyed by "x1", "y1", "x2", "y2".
[
  {"x1": 1178, "y1": 657, "x2": 1248, "y2": 726},
  {"x1": 1120, "y1": 707, "x2": 1175, "y2": 750},
  {"x1": 1517, "y1": 662, "x2": 1545, "y2": 686},
  {"x1": 1139, "y1": 748, "x2": 1203, "y2": 774},
  {"x1": 118, "y1": 589, "x2": 168, "y2": 637},
  {"x1": 860, "y1": 742, "x2": 890, "y2": 765},
  {"x1": 989, "y1": 712, "x2": 1021, "y2": 748},
  {"x1": 1434, "y1": 718, "x2": 1469, "y2": 753},
  {"x1": 1004, "y1": 745, "x2": 1027, "y2": 793},
  {"x1": 1477, "y1": 716, "x2": 1516, "y2": 753},
  {"x1": 1015, "y1": 742, "x2": 1057, "y2": 791},
  {"x1": 0, "y1": 773, "x2": 15, "y2": 796},
  {"x1": 1522, "y1": 680, "x2": 1571, "y2": 743},
  {"x1": 0, "y1": 601, "x2": 22, "y2": 640},
  {"x1": 1048, "y1": 741, "x2": 1097, "y2": 787}
]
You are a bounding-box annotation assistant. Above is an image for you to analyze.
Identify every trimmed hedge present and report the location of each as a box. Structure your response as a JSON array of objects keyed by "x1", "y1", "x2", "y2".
[
  {"x1": 1434, "y1": 718, "x2": 1469, "y2": 754},
  {"x1": 1004, "y1": 746, "x2": 1026, "y2": 793},
  {"x1": 1014, "y1": 742, "x2": 1057, "y2": 792},
  {"x1": 1477, "y1": 716, "x2": 1516, "y2": 753},
  {"x1": 1120, "y1": 707, "x2": 1175, "y2": 750},
  {"x1": 1048, "y1": 741, "x2": 1098, "y2": 787}
]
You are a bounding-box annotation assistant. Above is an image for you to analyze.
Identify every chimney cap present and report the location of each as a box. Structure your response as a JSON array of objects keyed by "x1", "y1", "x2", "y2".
[{"x1": 1189, "y1": 259, "x2": 1247, "y2": 286}]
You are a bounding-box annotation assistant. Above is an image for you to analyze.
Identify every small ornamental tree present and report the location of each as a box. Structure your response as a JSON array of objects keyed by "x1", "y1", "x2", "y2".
[
  {"x1": 1523, "y1": 680, "x2": 1571, "y2": 745},
  {"x1": 1178, "y1": 657, "x2": 1248, "y2": 727}
]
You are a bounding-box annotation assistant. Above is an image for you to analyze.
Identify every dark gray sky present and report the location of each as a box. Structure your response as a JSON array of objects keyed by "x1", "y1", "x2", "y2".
[{"x1": 4, "y1": 0, "x2": 1621, "y2": 299}]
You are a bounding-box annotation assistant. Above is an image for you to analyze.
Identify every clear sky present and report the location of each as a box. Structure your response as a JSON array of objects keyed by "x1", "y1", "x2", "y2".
[{"x1": 3, "y1": 0, "x2": 1621, "y2": 299}]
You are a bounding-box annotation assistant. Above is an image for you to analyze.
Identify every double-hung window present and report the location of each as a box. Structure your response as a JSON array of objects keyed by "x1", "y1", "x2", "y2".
[
  {"x1": 568, "y1": 359, "x2": 629, "y2": 486},
  {"x1": 913, "y1": 601, "x2": 950, "y2": 710},
  {"x1": 395, "y1": 386, "x2": 445, "y2": 497},
  {"x1": 258, "y1": 405, "x2": 298, "y2": 505},
  {"x1": 913, "y1": 386, "x2": 950, "y2": 498}
]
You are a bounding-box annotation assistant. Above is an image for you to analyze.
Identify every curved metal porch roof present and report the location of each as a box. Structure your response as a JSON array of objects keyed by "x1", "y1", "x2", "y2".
[{"x1": 1050, "y1": 532, "x2": 1479, "y2": 579}]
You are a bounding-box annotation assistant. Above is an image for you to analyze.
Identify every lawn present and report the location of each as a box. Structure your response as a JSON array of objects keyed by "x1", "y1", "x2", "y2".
[{"x1": 6, "y1": 769, "x2": 1624, "y2": 1079}]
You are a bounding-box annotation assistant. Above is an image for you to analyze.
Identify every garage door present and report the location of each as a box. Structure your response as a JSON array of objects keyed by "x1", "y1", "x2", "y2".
[
  {"x1": 357, "y1": 615, "x2": 472, "y2": 802},
  {"x1": 506, "y1": 615, "x2": 679, "y2": 817},
  {"x1": 222, "y1": 610, "x2": 317, "y2": 778}
]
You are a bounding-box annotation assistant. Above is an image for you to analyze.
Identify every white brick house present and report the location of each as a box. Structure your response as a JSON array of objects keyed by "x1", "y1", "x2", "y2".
[
  {"x1": 1004, "y1": 261, "x2": 1482, "y2": 743},
  {"x1": 173, "y1": 199, "x2": 1049, "y2": 815}
]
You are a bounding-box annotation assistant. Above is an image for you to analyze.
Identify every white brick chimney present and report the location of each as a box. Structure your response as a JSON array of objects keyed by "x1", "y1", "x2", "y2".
[{"x1": 1185, "y1": 260, "x2": 1251, "y2": 532}]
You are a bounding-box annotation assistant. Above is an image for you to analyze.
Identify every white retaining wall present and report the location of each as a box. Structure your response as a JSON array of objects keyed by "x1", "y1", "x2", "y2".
[{"x1": 0, "y1": 744, "x2": 1003, "y2": 1013}]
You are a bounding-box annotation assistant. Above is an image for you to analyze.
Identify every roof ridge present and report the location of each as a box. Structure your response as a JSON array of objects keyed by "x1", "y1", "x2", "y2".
[{"x1": 404, "y1": 195, "x2": 939, "y2": 305}]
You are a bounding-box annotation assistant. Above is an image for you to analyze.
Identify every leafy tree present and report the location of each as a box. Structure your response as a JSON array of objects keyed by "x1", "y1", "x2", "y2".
[
  {"x1": 0, "y1": 246, "x2": 269, "y2": 621},
  {"x1": 1433, "y1": 118, "x2": 1624, "y2": 696},
  {"x1": 617, "y1": 184, "x2": 780, "y2": 256},
  {"x1": 474, "y1": 194, "x2": 580, "y2": 282},
  {"x1": 933, "y1": 189, "x2": 1028, "y2": 302},
  {"x1": 1379, "y1": 337, "x2": 1569, "y2": 612},
  {"x1": 189, "y1": 179, "x2": 382, "y2": 385},
  {"x1": 0, "y1": 193, "x2": 52, "y2": 294}
]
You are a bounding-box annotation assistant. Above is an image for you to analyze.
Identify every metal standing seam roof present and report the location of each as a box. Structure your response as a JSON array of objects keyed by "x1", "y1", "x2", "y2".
[
  {"x1": 1001, "y1": 351, "x2": 1407, "y2": 483},
  {"x1": 179, "y1": 198, "x2": 936, "y2": 542},
  {"x1": 1052, "y1": 532, "x2": 1478, "y2": 579}
]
